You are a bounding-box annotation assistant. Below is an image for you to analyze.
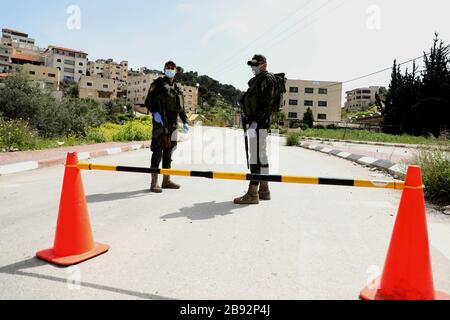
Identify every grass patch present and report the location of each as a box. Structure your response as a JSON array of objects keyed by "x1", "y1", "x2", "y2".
[
  {"x1": 303, "y1": 129, "x2": 450, "y2": 146},
  {"x1": 410, "y1": 148, "x2": 450, "y2": 205},
  {"x1": 1, "y1": 118, "x2": 153, "y2": 152},
  {"x1": 286, "y1": 132, "x2": 301, "y2": 146}
]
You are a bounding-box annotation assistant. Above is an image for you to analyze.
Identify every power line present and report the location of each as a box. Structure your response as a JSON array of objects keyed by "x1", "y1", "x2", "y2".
[
  {"x1": 212, "y1": 0, "x2": 338, "y2": 75},
  {"x1": 322, "y1": 44, "x2": 450, "y2": 89},
  {"x1": 207, "y1": 0, "x2": 315, "y2": 73}
]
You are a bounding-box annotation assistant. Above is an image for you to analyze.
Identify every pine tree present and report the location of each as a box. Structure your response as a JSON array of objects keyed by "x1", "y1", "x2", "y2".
[{"x1": 415, "y1": 33, "x2": 450, "y2": 136}]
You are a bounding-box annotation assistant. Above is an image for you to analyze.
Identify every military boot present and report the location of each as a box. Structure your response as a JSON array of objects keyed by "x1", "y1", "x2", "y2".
[
  {"x1": 234, "y1": 184, "x2": 260, "y2": 205},
  {"x1": 150, "y1": 174, "x2": 162, "y2": 193},
  {"x1": 258, "y1": 181, "x2": 271, "y2": 201},
  {"x1": 162, "y1": 175, "x2": 181, "y2": 189}
]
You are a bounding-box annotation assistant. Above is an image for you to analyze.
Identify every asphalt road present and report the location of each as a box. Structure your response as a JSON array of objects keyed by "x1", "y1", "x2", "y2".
[{"x1": 1, "y1": 127, "x2": 449, "y2": 300}]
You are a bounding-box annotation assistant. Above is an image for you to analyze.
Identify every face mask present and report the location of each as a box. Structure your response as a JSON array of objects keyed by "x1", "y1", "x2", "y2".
[
  {"x1": 252, "y1": 66, "x2": 261, "y2": 75},
  {"x1": 165, "y1": 69, "x2": 176, "y2": 78}
]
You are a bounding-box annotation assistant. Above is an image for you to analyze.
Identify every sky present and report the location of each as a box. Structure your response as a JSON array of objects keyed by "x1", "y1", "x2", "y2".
[{"x1": 2, "y1": 0, "x2": 450, "y2": 93}]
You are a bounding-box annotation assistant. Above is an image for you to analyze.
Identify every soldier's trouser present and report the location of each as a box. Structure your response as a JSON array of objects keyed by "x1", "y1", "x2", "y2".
[
  {"x1": 151, "y1": 127, "x2": 178, "y2": 169},
  {"x1": 249, "y1": 129, "x2": 269, "y2": 186}
]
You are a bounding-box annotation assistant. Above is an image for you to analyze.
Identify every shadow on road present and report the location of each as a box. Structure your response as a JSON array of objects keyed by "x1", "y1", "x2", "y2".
[
  {"x1": 0, "y1": 257, "x2": 173, "y2": 300},
  {"x1": 86, "y1": 189, "x2": 150, "y2": 203},
  {"x1": 161, "y1": 201, "x2": 249, "y2": 221}
]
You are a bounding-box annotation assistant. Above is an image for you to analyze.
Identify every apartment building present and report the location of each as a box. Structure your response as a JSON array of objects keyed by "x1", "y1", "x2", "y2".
[
  {"x1": 87, "y1": 58, "x2": 128, "y2": 97},
  {"x1": 345, "y1": 86, "x2": 381, "y2": 111},
  {"x1": 1, "y1": 28, "x2": 35, "y2": 47},
  {"x1": 87, "y1": 59, "x2": 105, "y2": 77},
  {"x1": 79, "y1": 75, "x2": 117, "y2": 102},
  {"x1": 283, "y1": 79, "x2": 342, "y2": 124},
  {"x1": 0, "y1": 44, "x2": 12, "y2": 72},
  {"x1": 1, "y1": 28, "x2": 44, "y2": 66},
  {"x1": 126, "y1": 73, "x2": 199, "y2": 113},
  {"x1": 22, "y1": 64, "x2": 61, "y2": 91},
  {"x1": 44, "y1": 46, "x2": 88, "y2": 82},
  {"x1": 126, "y1": 73, "x2": 161, "y2": 105},
  {"x1": 88, "y1": 59, "x2": 128, "y2": 82},
  {"x1": 181, "y1": 85, "x2": 199, "y2": 114}
]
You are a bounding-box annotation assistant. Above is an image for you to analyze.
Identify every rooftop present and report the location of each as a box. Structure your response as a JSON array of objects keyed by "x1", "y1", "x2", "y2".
[
  {"x1": 2, "y1": 28, "x2": 28, "y2": 38},
  {"x1": 11, "y1": 52, "x2": 42, "y2": 63},
  {"x1": 46, "y1": 45, "x2": 87, "y2": 55}
]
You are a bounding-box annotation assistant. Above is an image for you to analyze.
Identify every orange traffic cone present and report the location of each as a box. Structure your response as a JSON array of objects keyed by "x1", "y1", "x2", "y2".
[
  {"x1": 36, "y1": 152, "x2": 109, "y2": 266},
  {"x1": 360, "y1": 165, "x2": 449, "y2": 300}
]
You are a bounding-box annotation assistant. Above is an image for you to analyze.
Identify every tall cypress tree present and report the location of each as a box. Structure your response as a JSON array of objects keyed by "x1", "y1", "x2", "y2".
[
  {"x1": 415, "y1": 33, "x2": 450, "y2": 136},
  {"x1": 382, "y1": 60, "x2": 403, "y2": 134}
]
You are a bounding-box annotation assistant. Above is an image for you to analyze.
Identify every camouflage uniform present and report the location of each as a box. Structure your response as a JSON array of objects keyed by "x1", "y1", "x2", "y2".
[
  {"x1": 235, "y1": 54, "x2": 277, "y2": 205},
  {"x1": 144, "y1": 76, "x2": 188, "y2": 191}
]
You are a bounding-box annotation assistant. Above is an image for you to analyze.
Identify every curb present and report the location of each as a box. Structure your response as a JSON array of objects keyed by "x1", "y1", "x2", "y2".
[
  {"x1": 299, "y1": 141, "x2": 408, "y2": 179},
  {"x1": 0, "y1": 143, "x2": 150, "y2": 176},
  {"x1": 305, "y1": 137, "x2": 450, "y2": 151}
]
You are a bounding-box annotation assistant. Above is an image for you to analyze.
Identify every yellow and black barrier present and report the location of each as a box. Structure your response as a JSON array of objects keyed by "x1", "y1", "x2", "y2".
[{"x1": 73, "y1": 163, "x2": 406, "y2": 190}]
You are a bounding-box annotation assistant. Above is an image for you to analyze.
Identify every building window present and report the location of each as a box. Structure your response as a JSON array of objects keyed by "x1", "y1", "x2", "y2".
[
  {"x1": 103, "y1": 84, "x2": 109, "y2": 89},
  {"x1": 87, "y1": 82, "x2": 93, "y2": 87},
  {"x1": 305, "y1": 88, "x2": 314, "y2": 94},
  {"x1": 288, "y1": 112, "x2": 298, "y2": 119},
  {"x1": 289, "y1": 87, "x2": 299, "y2": 93},
  {"x1": 48, "y1": 73, "x2": 56, "y2": 78},
  {"x1": 79, "y1": 62, "x2": 83, "y2": 66},
  {"x1": 304, "y1": 100, "x2": 313, "y2": 106},
  {"x1": 64, "y1": 67, "x2": 75, "y2": 73},
  {"x1": 57, "y1": 59, "x2": 62, "y2": 63},
  {"x1": 319, "y1": 88, "x2": 328, "y2": 94},
  {"x1": 318, "y1": 101, "x2": 328, "y2": 107},
  {"x1": 64, "y1": 60, "x2": 75, "y2": 66},
  {"x1": 289, "y1": 99, "x2": 298, "y2": 106},
  {"x1": 318, "y1": 114, "x2": 327, "y2": 120},
  {"x1": 29, "y1": 71, "x2": 36, "y2": 75}
]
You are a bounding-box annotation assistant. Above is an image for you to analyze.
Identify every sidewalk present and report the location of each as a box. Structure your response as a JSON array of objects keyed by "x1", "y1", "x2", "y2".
[
  {"x1": 299, "y1": 139, "x2": 411, "y2": 179},
  {"x1": 0, "y1": 141, "x2": 150, "y2": 175}
]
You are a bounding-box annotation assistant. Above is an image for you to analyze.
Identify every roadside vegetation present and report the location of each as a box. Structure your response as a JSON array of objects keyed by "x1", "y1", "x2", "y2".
[
  {"x1": 302, "y1": 128, "x2": 450, "y2": 146},
  {"x1": 410, "y1": 148, "x2": 450, "y2": 205},
  {"x1": 0, "y1": 71, "x2": 152, "y2": 152}
]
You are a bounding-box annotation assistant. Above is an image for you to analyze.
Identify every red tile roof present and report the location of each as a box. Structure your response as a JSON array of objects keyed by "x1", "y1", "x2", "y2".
[
  {"x1": 47, "y1": 45, "x2": 87, "y2": 55},
  {"x1": 11, "y1": 52, "x2": 42, "y2": 63}
]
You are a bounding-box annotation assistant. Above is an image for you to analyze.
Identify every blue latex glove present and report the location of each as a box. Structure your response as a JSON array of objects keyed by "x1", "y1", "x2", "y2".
[
  {"x1": 247, "y1": 121, "x2": 258, "y2": 138},
  {"x1": 183, "y1": 123, "x2": 190, "y2": 133},
  {"x1": 153, "y1": 112, "x2": 164, "y2": 125}
]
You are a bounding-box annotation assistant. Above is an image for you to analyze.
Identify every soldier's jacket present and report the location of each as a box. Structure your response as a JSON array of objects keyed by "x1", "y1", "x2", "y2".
[
  {"x1": 144, "y1": 76, "x2": 188, "y2": 130},
  {"x1": 242, "y1": 71, "x2": 276, "y2": 129}
]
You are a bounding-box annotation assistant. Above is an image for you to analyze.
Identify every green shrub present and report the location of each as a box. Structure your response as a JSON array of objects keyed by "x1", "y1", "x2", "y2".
[
  {"x1": 0, "y1": 118, "x2": 39, "y2": 151},
  {"x1": 286, "y1": 132, "x2": 301, "y2": 146},
  {"x1": 85, "y1": 127, "x2": 107, "y2": 143},
  {"x1": 315, "y1": 125, "x2": 325, "y2": 130},
  {"x1": 410, "y1": 149, "x2": 450, "y2": 205},
  {"x1": 327, "y1": 124, "x2": 337, "y2": 130},
  {"x1": 299, "y1": 123, "x2": 309, "y2": 131}
]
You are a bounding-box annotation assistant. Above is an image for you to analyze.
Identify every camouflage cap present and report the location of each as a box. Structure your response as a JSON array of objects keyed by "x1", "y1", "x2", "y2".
[{"x1": 247, "y1": 54, "x2": 267, "y2": 66}]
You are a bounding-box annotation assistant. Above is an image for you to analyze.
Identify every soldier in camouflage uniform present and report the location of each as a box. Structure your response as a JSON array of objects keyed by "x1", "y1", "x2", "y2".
[
  {"x1": 144, "y1": 61, "x2": 190, "y2": 193},
  {"x1": 234, "y1": 54, "x2": 277, "y2": 205}
]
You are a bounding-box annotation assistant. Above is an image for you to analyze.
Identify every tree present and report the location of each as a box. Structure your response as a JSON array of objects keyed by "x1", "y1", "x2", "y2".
[
  {"x1": 416, "y1": 33, "x2": 450, "y2": 136},
  {"x1": 383, "y1": 34, "x2": 450, "y2": 136},
  {"x1": 303, "y1": 108, "x2": 314, "y2": 128}
]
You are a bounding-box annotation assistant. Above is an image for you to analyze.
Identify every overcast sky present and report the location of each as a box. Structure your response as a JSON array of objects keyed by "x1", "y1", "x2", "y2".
[{"x1": 2, "y1": 0, "x2": 450, "y2": 92}]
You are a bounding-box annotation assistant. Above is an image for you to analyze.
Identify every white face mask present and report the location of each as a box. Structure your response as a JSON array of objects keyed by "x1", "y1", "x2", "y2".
[{"x1": 252, "y1": 66, "x2": 261, "y2": 75}]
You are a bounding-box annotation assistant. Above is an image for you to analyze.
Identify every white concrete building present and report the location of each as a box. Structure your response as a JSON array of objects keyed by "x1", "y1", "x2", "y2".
[{"x1": 44, "y1": 46, "x2": 88, "y2": 82}]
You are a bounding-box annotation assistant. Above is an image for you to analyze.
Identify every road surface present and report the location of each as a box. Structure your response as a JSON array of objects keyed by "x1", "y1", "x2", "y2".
[{"x1": 1, "y1": 127, "x2": 449, "y2": 300}]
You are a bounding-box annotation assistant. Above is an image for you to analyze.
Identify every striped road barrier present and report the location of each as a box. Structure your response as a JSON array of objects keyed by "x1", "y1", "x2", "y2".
[{"x1": 70, "y1": 163, "x2": 407, "y2": 191}]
